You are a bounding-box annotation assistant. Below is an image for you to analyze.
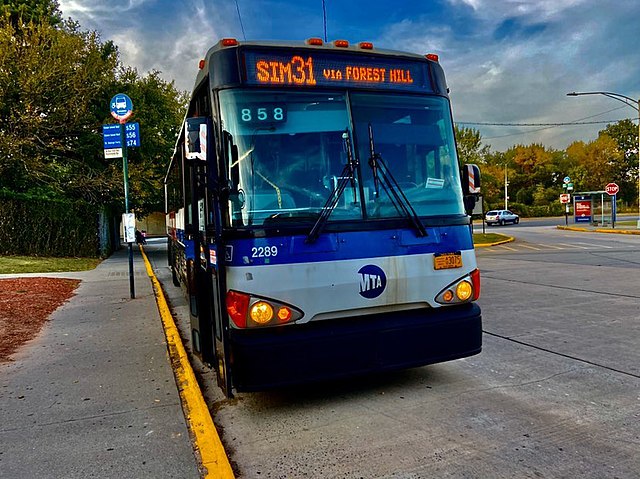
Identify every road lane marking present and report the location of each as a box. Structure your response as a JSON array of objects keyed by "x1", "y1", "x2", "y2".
[
  {"x1": 537, "y1": 243, "x2": 565, "y2": 250},
  {"x1": 557, "y1": 243, "x2": 589, "y2": 249},
  {"x1": 518, "y1": 244, "x2": 542, "y2": 250},
  {"x1": 571, "y1": 242, "x2": 614, "y2": 249}
]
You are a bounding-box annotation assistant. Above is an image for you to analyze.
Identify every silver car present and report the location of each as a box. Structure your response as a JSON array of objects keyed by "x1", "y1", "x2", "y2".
[{"x1": 485, "y1": 209, "x2": 519, "y2": 226}]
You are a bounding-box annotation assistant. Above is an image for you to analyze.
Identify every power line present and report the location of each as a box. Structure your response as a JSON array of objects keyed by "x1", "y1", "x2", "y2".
[
  {"x1": 456, "y1": 105, "x2": 636, "y2": 129},
  {"x1": 322, "y1": 0, "x2": 328, "y2": 42},
  {"x1": 456, "y1": 119, "x2": 635, "y2": 127},
  {"x1": 235, "y1": 0, "x2": 246, "y2": 41}
]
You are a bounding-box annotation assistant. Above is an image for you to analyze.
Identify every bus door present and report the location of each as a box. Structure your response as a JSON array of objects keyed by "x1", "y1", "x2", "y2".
[
  {"x1": 208, "y1": 130, "x2": 237, "y2": 397},
  {"x1": 184, "y1": 118, "x2": 214, "y2": 366}
]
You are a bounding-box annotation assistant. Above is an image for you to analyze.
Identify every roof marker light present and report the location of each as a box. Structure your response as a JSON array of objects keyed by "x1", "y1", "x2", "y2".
[
  {"x1": 333, "y1": 39, "x2": 349, "y2": 48},
  {"x1": 198, "y1": 59, "x2": 205, "y2": 70},
  {"x1": 221, "y1": 38, "x2": 239, "y2": 47},
  {"x1": 306, "y1": 37, "x2": 324, "y2": 46},
  {"x1": 426, "y1": 53, "x2": 439, "y2": 62},
  {"x1": 358, "y1": 42, "x2": 374, "y2": 50}
]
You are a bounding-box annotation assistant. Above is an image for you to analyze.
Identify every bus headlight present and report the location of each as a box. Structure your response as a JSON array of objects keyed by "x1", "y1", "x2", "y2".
[
  {"x1": 435, "y1": 270, "x2": 480, "y2": 305},
  {"x1": 227, "y1": 290, "x2": 303, "y2": 328},
  {"x1": 456, "y1": 280, "x2": 473, "y2": 301},
  {"x1": 250, "y1": 301, "x2": 273, "y2": 324}
]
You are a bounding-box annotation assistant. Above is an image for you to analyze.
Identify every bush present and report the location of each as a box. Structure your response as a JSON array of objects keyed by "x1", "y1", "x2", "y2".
[{"x1": 0, "y1": 190, "x2": 106, "y2": 257}]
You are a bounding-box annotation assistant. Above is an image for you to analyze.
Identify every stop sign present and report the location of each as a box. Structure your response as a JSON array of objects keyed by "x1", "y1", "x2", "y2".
[{"x1": 605, "y1": 182, "x2": 619, "y2": 196}]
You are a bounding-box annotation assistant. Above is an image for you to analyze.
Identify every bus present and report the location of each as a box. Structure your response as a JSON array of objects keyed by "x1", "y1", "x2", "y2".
[{"x1": 165, "y1": 38, "x2": 482, "y2": 397}]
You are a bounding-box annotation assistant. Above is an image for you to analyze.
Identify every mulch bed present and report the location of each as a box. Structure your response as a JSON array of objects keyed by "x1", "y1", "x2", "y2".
[{"x1": 0, "y1": 277, "x2": 80, "y2": 362}]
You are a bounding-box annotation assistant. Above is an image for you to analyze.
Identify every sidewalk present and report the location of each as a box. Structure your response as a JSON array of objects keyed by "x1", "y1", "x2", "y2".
[{"x1": 0, "y1": 246, "x2": 201, "y2": 478}]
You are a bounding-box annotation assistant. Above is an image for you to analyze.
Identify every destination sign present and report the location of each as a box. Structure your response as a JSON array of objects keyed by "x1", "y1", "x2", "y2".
[{"x1": 243, "y1": 51, "x2": 432, "y2": 92}]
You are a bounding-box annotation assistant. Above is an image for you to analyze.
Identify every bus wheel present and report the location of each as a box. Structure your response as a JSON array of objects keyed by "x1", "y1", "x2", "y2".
[{"x1": 171, "y1": 264, "x2": 180, "y2": 287}]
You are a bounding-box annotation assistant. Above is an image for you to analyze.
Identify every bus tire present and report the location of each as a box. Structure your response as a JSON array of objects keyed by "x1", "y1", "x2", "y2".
[{"x1": 171, "y1": 264, "x2": 180, "y2": 287}]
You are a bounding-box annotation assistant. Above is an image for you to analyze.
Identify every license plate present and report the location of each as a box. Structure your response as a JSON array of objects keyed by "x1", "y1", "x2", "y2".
[{"x1": 434, "y1": 252, "x2": 462, "y2": 270}]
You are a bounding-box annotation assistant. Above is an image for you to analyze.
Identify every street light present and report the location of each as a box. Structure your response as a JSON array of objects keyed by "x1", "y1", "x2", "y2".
[
  {"x1": 504, "y1": 163, "x2": 509, "y2": 210},
  {"x1": 566, "y1": 91, "x2": 640, "y2": 229}
]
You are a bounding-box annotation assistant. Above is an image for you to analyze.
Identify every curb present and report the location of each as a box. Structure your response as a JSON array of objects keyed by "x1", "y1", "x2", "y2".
[
  {"x1": 556, "y1": 225, "x2": 640, "y2": 235},
  {"x1": 140, "y1": 246, "x2": 235, "y2": 479},
  {"x1": 475, "y1": 236, "x2": 515, "y2": 248}
]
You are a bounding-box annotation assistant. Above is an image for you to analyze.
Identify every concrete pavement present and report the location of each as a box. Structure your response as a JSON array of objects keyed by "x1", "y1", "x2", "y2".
[{"x1": 0, "y1": 244, "x2": 202, "y2": 478}]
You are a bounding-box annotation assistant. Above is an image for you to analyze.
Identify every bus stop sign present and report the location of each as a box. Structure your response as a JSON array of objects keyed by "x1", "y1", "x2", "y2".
[
  {"x1": 605, "y1": 182, "x2": 619, "y2": 196},
  {"x1": 110, "y1": 93, "x2": 133, "y2": 123}
]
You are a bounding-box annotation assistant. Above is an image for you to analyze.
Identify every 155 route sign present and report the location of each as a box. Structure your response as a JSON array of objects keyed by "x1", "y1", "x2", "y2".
[{"x1": 605, "y1": 182, "x2": 619, "y2": 196}]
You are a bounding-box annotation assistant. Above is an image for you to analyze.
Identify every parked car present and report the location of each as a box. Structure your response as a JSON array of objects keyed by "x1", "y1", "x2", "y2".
[{"x1": 485, "y1": 210, "x2": 519, "y2": 226}]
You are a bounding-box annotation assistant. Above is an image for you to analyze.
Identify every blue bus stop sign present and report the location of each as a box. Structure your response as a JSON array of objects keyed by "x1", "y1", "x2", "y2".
[{"x1": 110, "y1": 93, "x2": 133, "y2": 123}]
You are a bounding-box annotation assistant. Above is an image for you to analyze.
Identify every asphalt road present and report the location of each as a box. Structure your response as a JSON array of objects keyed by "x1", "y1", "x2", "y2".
[{"x1": 149, "y1": 226, "x2": 640, "y2": 478}]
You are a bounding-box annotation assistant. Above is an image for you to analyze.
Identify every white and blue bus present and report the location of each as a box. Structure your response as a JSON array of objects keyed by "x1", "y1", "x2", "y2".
[{"x1": 165, "y1": 38, "x2": 482, "y2": 397}]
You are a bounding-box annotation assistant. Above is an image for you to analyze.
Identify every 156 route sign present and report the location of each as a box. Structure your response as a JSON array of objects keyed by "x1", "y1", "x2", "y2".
[{"x1": 605, "y1": 182, "x2": 619, "y2": 196}]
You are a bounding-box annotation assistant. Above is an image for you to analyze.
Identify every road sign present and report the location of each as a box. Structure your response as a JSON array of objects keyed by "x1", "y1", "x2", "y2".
[
  {"x1": 122, "y1": 213, "x2": 136, "y2": 243},
  {"x1": 124, "y1": 122, "x2": 141, "y2": 148},
  {"x1": 560, "y1": 194, "x2": 570, "y2": 204},
  {"x1": 104, "y1": 148, "x2": 122, "y2": 159},
  {"x1": 563, "y1": 176, "x2": 571, "y2": 184},
  {"x1": 110, "y1": 93, "x2": 133, "y2": 123},
  {"x1": 605, "y1": 182, "x2": 619, "y2": 196},
  {"x1": 102, "y1": 124, "x2": 122, "y2": 148}
]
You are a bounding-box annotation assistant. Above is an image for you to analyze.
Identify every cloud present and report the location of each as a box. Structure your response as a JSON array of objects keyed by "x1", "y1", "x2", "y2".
[
  {"x1": 58, "y1": 0, "x2": 639, "y2": 152},
  {"x1": 378, "y1": 0, "x2": 638, "y2": 150},
  {"x1": 59, "y1": 0, "x2": 239, "y2": 92}
]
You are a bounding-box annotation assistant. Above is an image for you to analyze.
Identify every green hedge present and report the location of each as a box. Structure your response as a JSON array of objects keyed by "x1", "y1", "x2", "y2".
[
  {"x1": 0, "y1": 191, "x2": 105, "y2": 257},
  {"x1": 484, "y1": 201, "x2": 565, "y2": 217}
]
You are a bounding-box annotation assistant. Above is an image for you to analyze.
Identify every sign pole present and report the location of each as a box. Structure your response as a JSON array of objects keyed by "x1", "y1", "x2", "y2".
[
  {"x1": 109, "y1": 93, "x2": 136, "y2": 300},
  {"x1": 121, "y1": 122, "x2": 135, "y2": 299}
]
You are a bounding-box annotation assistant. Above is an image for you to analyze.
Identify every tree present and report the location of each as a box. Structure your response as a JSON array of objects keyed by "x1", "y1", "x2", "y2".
[
  {"x1": 0, "y1": 18, "x2": 120, "y2": 201},
  {"x1": 0, "y1": 0, "x2": 62, "y2": 27},
  {"x1": 455, "y1": 125, "x2": 490, "y2": 165},
  {"x1": 566, "y1": 135, "x2": 622, "y2": 192},
  {"x1": 115, "y1": 68, "x2": 188, "y2": 217},
  {"x1": 601, "y1": 119, "x2": 638, "y2": 204},
  {"x1": 0, "y1": 13, "x2": 187, "y2": 215}
]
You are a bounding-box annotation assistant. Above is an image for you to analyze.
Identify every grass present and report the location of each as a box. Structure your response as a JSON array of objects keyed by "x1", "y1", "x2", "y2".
[
  {"x1": 0, "y1": 256, "x2": 101, "y2": 274},
  {"x1": 614, "y1": 220, "x2": 636, "y2": 227},
  {"x1": 473, "y1": 233, "x2": 510, "y2": 244}
]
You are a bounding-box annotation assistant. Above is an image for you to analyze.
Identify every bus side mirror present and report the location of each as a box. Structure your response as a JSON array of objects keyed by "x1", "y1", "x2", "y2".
[
  {"x1": 462, "y1": 164, "x2": 481, "y2": 195},
  {"x1": 461, "y1": 164, "x2": 481, "y2": 216},
  {"x1": 185, "y1": 117, "x2": 208, "y2": 161}
]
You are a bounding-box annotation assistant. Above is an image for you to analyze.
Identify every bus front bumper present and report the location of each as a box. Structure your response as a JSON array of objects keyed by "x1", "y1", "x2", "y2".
[{"x1": 229, "y1": 303, "x2": 482, "y2": 391}]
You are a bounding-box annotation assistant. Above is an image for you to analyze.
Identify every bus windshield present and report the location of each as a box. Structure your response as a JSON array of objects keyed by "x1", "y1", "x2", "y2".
[{"x1": 219, "y1": 89, "x2": 465, "y2": 228}]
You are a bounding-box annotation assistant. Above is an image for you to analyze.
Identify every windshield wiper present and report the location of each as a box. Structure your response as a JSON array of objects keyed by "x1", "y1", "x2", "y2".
[
  {"x1": 306, "y1": 129, "x2": 358, "y2": 243},
  {"x1": 367, "y1": 123, "x2": 427, "y2": 237}
]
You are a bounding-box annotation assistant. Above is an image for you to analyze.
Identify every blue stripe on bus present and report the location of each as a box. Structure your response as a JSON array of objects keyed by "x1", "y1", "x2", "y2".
[{"x1": 224, "y1": 225, "x2": 473, "y2": 266}]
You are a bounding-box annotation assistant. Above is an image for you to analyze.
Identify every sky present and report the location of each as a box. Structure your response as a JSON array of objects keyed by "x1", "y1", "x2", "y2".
[{"x1": 58, "y1": 0, "x2": 640, "y2": 152}]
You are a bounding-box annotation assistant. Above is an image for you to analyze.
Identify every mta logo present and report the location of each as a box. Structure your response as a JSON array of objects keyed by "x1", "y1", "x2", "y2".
[{"x1": 358, "y1": 265, "x2": 387, "y2": 299}]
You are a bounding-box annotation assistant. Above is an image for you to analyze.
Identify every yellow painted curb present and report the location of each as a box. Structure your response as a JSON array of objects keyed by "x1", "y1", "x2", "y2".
[
  {"x1": 594, "y1": 228, "x2": 640, "y2": 235},
  {"x1": 557, "y1": 225, "x2": 640, "y2": 235},
  {"x1": 474, "y1": 236, "x2": 515, "y2": 248},
  {"x1": 556, "y1": 225, "x2": 589, "y2": 232},
  {"x1": 140, "y1": 247, "x2": 235, "y2": 479}
]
